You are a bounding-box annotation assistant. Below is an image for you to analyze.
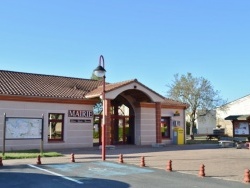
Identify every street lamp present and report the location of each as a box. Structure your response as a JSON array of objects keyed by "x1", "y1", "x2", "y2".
[{"x1": 93, "y1": 55, "x2": 106, "y2": 161}]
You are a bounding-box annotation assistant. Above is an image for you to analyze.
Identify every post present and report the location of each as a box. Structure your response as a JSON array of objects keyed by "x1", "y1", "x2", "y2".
[
  {"x1": 93, "y1": 55, "x2": 107, "y2": 161},
  {"x1": 2, "y1": 113, "x2": 6, "y2": 157},
  {"x1": 40, "y1": 114, "x2": 44, "y2": 154},
  {"x1": 102, "y1": 75, "x2": 106, "y2": 161}
]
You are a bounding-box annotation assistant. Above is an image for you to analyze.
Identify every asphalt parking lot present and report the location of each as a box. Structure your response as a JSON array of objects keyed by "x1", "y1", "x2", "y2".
[{"x1": 1, "y1": 144, "x2": 250, "y2": 187}]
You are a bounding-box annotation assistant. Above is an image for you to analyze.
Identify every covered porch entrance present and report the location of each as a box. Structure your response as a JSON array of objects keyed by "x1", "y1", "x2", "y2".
[
  {"x1": 93, "y1": 115, "x2": 135, "y2": 146},
  {"x1": 93, "y1": 95, "x2": 135, "y2": 146},
  {"x1": 87, "y1": 79, "x2": 165, "y2": 146}
]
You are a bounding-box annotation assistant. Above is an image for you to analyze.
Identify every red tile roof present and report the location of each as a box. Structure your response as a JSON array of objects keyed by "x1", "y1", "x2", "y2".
[
  {"x1": 0, "y1": 70, "x2": 189, "y2": 108},
  {"x1": 0, "y1": 70, "x2": 102, "y2": 99},
  {"x1": 85, "y1": 79, "x2": 138, "y2": 98},
  {"x1": 162, "y1": 98, "x2": 189, "y2": 109},
  {"x1": 86, "y1": 79, "x2": 188, "y2": 108}
]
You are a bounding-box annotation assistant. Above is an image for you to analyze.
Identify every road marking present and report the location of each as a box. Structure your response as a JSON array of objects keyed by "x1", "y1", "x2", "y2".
[
  {"x1": 88, "y1": 167, "x2": 108, "y2": 172},
  {"x1": 28, "y1": 164, "x2": 84, "y2": 185}
]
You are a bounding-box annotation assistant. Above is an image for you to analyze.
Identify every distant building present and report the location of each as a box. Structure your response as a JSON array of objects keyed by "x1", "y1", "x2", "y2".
[
  {"x1": 217, "y1": 95, "x2": 250, "y2": 136},
  {"x1": 196, "y1": 95, "x2": 250, "y2": 136},
  {"x1": 196, "y1": 110, "x2": 216, "y2": 134}
]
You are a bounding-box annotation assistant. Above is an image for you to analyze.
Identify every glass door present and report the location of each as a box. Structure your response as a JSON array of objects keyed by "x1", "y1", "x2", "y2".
[
  {"x1": 111, "y1": 116, "x2": 131, "y2": 144},
  {"x1": 161, "y1": 117, "x2": 171, "y2": 139}
]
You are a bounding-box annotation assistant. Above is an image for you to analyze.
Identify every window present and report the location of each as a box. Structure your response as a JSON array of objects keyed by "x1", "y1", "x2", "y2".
[{"x1": 48, "y1": 113, "x2": 64, "y2": 141}]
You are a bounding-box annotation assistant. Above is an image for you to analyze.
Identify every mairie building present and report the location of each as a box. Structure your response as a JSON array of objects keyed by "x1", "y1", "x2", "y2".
[{"x1": 0, "y1": 70, "x2": 188, "y2": 151}]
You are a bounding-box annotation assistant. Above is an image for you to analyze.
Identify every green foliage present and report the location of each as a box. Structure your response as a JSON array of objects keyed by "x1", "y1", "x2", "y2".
[
  {"x1": 118, "y1": 127, "x2": 129, "y2": 140},
  {"x1": 1, "y1": 149, "x2": 63, "y2": 159},
  {"x1": 186, "y1": 136, "x2": 218, "y2": 144},
  {"x1": 93, "y1": 101, "x2": 103, "y2": 115},
  {"x1": 90, "y1": 72, "x2": 105, "y2": 115},
  {"x1": 91, "y1": 72, "x2": 102, "y2": 80},
  {"x1": 93, "y1": 127, "x2": 129, "y2": 141},
  {"x1": 93, "y1": 129, "x2": 99, "y2": 138}
]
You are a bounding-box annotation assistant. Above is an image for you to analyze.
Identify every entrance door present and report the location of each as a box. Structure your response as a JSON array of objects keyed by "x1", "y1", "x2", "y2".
[
  {"x1": 161, "y1": 117, "x2": 171, "y2": 139},
  {"x1": 93, "y1": 115, "x2": 134, "y2": 146},
  {"x1": 111, "y1": 116, "x2": 132, "y2": 145}
]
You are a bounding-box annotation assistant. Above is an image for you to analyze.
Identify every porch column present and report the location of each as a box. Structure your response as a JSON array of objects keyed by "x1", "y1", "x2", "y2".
[
  {"x1": 105, "y1": 99, "x2": 111, "y2": 145},
  {"x1": 155, "y1": 102, "x2": 162, "y2": 143},
  {"x1": 113, "y1": 105, "x2": 119, "y2": 144}
]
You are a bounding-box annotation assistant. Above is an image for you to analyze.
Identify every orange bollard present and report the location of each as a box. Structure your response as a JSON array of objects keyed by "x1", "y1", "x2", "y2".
[
  {"x1": 166, "y1": 160, "x2": 172, "y2": 172},
  {"x1": 244, "y1": 169, "x2": 250, "y2": 183},
  {"x1": 198, "y1": 164, "x2": 205, "y2": 177},
  {"x1": 119, "y1": 154, "x2": 124, "y2": 163},
  {"x1": 36, "y1": 155, "x2": 42, "y2": 165},
  {"x1": 71, "y1": 153, "x2": 75, "y2": 163},
  {"x1": 0, "y1": 157, "x2": 3, "y2": 166},
  {"x1": 140, "y1": 156, "x2": 145, "y2": 167}
]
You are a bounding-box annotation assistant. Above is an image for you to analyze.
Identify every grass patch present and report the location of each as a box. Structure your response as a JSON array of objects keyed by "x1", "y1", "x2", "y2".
[
  {"x1": 186, "y1": 136, "x2": 219, "y2": 145},
  {"x1": 0, "y1": 149, "x2": 63, "y2": 160}
]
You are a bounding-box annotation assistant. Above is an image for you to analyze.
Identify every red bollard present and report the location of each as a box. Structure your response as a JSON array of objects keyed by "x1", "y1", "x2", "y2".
[
  {"x1": 36, "y1": 155, "x2": 42, "y2": 165},
  {"x1": 140, "y1": 156, "x2": 145, "y2": 167},
  {"x1": 198, "y1": 164, "x2": 205, "y2": 177},
  {"x1": 166, "y1": 160, "x2": 172, "y2": 172},
  {"x1": 119, "y1": 154, "x2": 124, "y2": 163},
  {"x1": 244, "y1": 169, "x2": 250, "y2": 183},
  {"x1": 71, "y1": 153, "x2": 75, "y2": 163},
  {"x1": 0, "y1": 157, "x2": 3, "y2": 166}
]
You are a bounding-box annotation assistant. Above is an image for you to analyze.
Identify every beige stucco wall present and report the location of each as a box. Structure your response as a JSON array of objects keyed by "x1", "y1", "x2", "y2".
[
  {"x1": 105, "y1": 82, "x2": 164, "y2": 102},
  {"x1": 0, "y1": 100, "x2": 94, "y2": 151},
  {"x1": 134, "y1": 106, "x2": 186, "y2": 146},
  {"x1": 0, "y1": 99, "x2": 187, "y2": 150},
  {"x1": 134, "y1": 107, "x2": 156, "y2": 145}
]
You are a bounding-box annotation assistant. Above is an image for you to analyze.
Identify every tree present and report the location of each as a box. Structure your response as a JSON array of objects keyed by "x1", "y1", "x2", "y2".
[
  {"x1": 91, "y1": 72, "x2": 99, "y2": 80},
  {"x1": 93, "y1": 102, "x2": 103, "y2": 115},
  {"x1": 167, "y1": 73, "x2": 226, "y2": 139},
  {"x1": 91, "y1": 71, "x2": 103, "y2": 115}
]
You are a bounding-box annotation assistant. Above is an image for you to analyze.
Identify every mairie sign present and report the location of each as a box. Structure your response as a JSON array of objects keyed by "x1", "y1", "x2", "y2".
[{"x1": 68, "y1": 110, "x2": 93, "y2": 118}]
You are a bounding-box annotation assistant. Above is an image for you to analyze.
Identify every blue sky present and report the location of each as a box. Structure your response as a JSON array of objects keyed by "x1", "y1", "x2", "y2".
[{"x1": 0, "y1": 0, "x2": 249, "y2": 102}]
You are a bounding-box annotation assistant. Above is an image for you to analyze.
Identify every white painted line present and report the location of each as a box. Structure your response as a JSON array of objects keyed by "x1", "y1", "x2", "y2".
[{"x1": 28, "y1": 164, "x2": 84, "y2": 185}]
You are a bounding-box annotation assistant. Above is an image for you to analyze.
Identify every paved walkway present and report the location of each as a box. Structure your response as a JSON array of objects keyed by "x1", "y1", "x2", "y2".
[{"x1": 2, "y1": 144, "x2": 250, "y2": 183}]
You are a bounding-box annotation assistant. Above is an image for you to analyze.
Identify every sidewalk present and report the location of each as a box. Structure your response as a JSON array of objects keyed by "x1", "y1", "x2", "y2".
[{"x1": 2, "y1": 144, "x2": 250, "y2": 183}]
